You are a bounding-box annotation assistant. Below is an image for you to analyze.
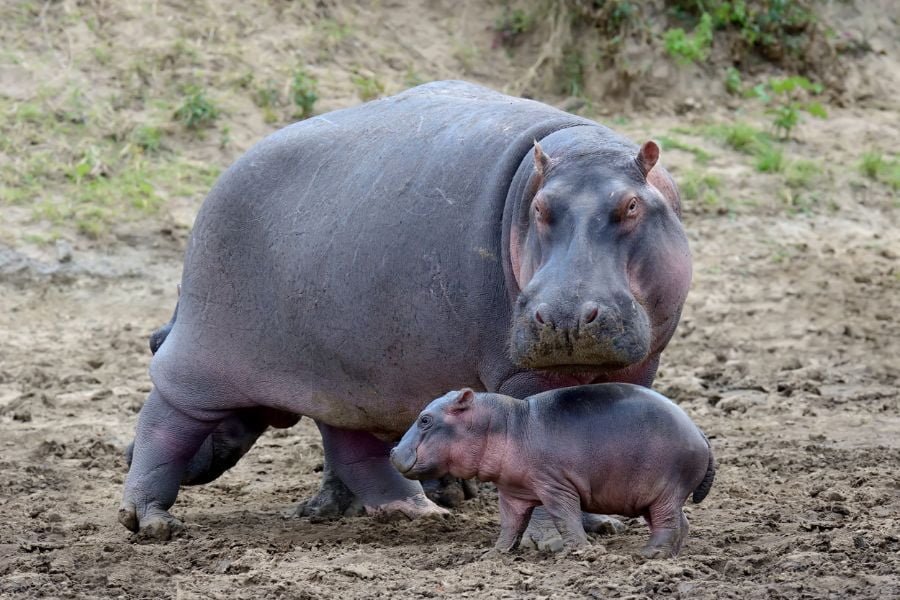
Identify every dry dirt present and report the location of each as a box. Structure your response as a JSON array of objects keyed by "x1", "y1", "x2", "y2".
[{"x1": 1, "y1": 1, "x2": 899, "y2": 599}]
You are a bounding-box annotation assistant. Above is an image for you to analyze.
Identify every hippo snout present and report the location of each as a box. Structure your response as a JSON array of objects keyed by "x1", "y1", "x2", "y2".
[
  {"x1": 511, "y1": 297, "x2": 652, "y2": 370},
  {"x1": 390, "y1": 445, "x2": 418, "y2": 475}
]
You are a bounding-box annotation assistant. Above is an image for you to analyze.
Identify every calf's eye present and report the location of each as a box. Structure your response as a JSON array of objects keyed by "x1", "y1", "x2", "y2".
[{"x1": 419, "y1": 414, "x2": 434, "y2": 429}]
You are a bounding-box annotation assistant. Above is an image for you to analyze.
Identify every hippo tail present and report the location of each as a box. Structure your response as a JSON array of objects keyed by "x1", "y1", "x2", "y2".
[
  {"x1": 692, "y1": 434, "x2": 716, "y2": 504},
  {"x1": 149, "y1": 287, "x2": 180, "y2": 355}
]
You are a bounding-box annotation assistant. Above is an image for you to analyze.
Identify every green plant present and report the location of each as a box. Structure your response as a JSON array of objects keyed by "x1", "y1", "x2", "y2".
[
  {"x1": 664, "y1": 12, "x2": 713, "y2": 65},
  {"x1": 657, "y1": 135, "x2": 712, "y2": 163},
  {"x1": 351, "y1": 74, "x2": 384, "y2": 102},
  {"x1": 704, "y1": 122, "x2": 767, "y2": 154},
  {"x1": 561, "y1": 48, "x2": 585, "y2": 97},
  {"x1": 174, "y1": 86, "x2": 219, "y2": 130},
  {"x1": 131, "y1": 125, "x2": 163, "y2": 153},
  {"x1": 290, "y1": 69, "x2": 318, "y2": 119},
  {"x1": 754, "y1": 144, "x2": 784, "y2": 173},
  {"x1": 725, "y1": 66, "x2": 742, "y2": 95},
  {"x1": 751, "y1": 76, "x2": 826, "y2": 139},
  {"x1": 859, "y1": 151, "x2": 900, "y2": 190},
  {"x1": 493, "y1": 6, "x2": 534, "y2": 48},
  {"x1": 679, "y1": 169, "x2": 721, "y2": 204},
  {"x1": 784, "y1": 159, "x2": 820, "y2": 188}
]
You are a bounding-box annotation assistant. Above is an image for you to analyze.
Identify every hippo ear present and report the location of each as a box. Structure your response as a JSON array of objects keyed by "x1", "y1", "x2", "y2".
[
  {"x1": 635, "y1": 140, "x2": 660, "y2": 178},
  {"x1": 447, "y1": 388, "x2": 475, "y2": 414},
  {"x1": 533, "y1": 140, "x2": 551, "y2": 180}
]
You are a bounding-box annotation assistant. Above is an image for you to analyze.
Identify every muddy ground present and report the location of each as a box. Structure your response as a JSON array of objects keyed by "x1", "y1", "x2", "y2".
[{"x1": 1, "y1": 1, "x2": 899, "y2": 599}]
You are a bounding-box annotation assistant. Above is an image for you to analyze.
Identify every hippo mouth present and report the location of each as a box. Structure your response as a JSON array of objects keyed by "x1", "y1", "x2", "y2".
[
  {"x1": 509, "y1": 326, "x2": 650, "y2": 372},
  {"x1": 390, "y1": 445, "x2": 419, "y2": 477}
]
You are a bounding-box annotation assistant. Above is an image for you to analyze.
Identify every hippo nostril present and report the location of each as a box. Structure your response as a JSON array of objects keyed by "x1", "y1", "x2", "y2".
[
  {"x1": 534, "y1": 303, "x2": 550, "y2": 326},
  {"x1": 581, "y1": 301, "x2": 600, "y2": 325}
]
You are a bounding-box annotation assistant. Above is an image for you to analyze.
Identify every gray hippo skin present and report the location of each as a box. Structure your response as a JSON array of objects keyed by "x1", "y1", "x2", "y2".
[
  {"x1": 120, "y1": 81, "x2": 692, "y2": 539},
  {"x1": 391, "y1": 385, "x2": 715, "y2": 558}
]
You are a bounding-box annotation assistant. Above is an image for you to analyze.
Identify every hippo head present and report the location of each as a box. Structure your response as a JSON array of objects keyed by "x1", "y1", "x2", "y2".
[
  {"x1": 506, "y1": 136, "x2": 692, "y2": 379},
  {"x1": 390, "y1": 389, "x2": 482, "y2": 481}
]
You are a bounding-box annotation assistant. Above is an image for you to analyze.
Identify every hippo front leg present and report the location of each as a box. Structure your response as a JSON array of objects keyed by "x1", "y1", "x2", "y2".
[
  {"x1": 493, "y1": 493, "x2": 536, "y2": 552},
  {"x1": 316, "y1": 422, "x2": 448, "y2": 520}
]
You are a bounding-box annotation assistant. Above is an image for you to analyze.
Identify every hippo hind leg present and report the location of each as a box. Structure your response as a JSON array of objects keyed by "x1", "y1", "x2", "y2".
[
  {"x1": 295, "y1": 459, "x2": 363, "y2": 520},
  {"x1": 312, "y1": 422, "x2": 448, "y2": 521},
  {"x1": 119, "y1": 386, "x2": 235, "y2": 540},
  {"x1": 639, "y1": 501, "x2": 689, "y2": 559}
]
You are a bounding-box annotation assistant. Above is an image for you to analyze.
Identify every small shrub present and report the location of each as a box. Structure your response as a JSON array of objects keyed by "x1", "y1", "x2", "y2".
[
  {"x1": 664, "y1": 12, "x2": 713, "y2": 65},
  {"x1": 751, "y1": 76, "x2": 827, "y2": 139},
  {"x1": 174, "y1": 87, "x2": 219, "y2": 130},
  {"x1": 290, "y1": 69, "x2": 318, "y2": 119}
]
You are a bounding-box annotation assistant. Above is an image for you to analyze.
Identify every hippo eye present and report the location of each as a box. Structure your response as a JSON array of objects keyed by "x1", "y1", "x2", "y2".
[
  {"x1": 532, "y1": 197, "x2": 551, "y2": 224},
  {"x1": 418, "y1": 414, "x2": 434, "y2": 429},
  {"x1": 626, "y1": 197, "x2": 639, "y2": 216}
]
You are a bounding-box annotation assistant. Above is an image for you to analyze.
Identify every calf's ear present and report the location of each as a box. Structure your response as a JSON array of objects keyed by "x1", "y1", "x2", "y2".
[{"x1": 447, "y1": 388, "x2": 475, "y2": 414}]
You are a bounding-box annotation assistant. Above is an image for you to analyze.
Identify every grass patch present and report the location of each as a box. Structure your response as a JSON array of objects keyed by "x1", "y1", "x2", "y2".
[
  {"x1": 657, "y1": 135, "x2": 712, "y2": 164},
  {"x1": 174, "y1": 86, "x2": 219, "y2": 130},
  {"x1": 859, "y1": 151, "x2": 900, "y2": 190},
  {"x1": 678, "y1": 169, "x2": 721, "y2": 205},
  {"x1": 351, "y1": 73, "x2": 385, "y2": 102},
  {"x1": 704, "y1": 122, "x2": 767, "y2": 154},
  {"x1": 784, "y1": 159, "x2": 821, "y2": 188},
  {"x1": 754, "y1": 144, "x2": 784, "y2": 173}
]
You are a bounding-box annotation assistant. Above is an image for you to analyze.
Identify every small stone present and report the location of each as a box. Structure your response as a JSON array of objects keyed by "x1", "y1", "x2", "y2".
[{"x1": 56, "y1": 240, "x2": 73, "y2": 263}]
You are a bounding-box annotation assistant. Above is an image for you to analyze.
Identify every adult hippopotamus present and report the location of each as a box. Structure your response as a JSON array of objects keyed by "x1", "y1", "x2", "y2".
[{"x1": 120, "y1": 81, "x2": 692, "y2": 540}]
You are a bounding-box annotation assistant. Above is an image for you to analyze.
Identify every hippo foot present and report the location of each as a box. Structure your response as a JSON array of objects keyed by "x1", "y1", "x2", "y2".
[
  {"x1": 366, "y1": 494, "x2": 449, "y2": 522},
  {"x1": 118, "y1": 502, "x2": 183, "y2": 541},
  {"x1": 421, "y1": 475, "x2": 479, "y2": 508},
  {"x1": 295, "y1": 473, "x2": 365, "y2": 522},
  {"x1": 582, "y1": 513, "x2": 626, "y2": 535},
  {"x1": 637, "y1": 544, "x2": 675, "y2": 560},
  {"x1": 519, "y1": 508, "x2": 566, "y2": 552},
  {"x1": 520, "y1": 509, "x2": 620, "y2": 552}
]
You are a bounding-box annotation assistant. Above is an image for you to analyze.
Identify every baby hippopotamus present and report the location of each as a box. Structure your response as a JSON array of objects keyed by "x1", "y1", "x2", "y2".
[{"x1": 390, "y1": 384, "x2": 715, "y2": 558}]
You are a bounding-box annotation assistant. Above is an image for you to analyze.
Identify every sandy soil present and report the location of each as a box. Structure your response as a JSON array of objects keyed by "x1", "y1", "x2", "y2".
[{"x1": 1, "y1": 1, "x2": 899, "y2": 599}]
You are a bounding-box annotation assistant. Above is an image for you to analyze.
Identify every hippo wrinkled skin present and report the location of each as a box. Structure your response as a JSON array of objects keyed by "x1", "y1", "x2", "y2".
[
  {"x1": 392, "y1": 385, "x2": 715, "y2": 558},
  {"x1": 120, "y1": 81, "x2": 692, "y2": 539}
]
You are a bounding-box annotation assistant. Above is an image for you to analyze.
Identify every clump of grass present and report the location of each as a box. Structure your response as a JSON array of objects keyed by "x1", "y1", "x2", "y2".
[
  {"x1": 657, "y1": 135, "x2": 712, "y2": 164},
  {"x1": 704, "y1": 122, "x2": 767, "y2": 154},
  {"x1": 678, "y1": 169, "x2": 721, "y2": 205},
  {"x1": 352, "y1": 73, "x2": 384, "y2": 102},
  {"x1": 859, "y1": 151, "x2": 900, "y2": 190},
  {"x1": 784, "y1": 159, "x2": 821, "y2": 188},
  {"x1": 131, "y1": 125, "x2": 163, "y2": 153},
  {"x1": 174, "y1": 86, "x2": 219, "y2": 130},
  {"x1": 724, "y1": 66, "x2": 742, "y2": 95},
  {"x1": 290, "y1": 69, "x2": 318, "y2": 119},
  {"x1": 754, "y1": 144, "x2": 784, "y2": 173}
]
